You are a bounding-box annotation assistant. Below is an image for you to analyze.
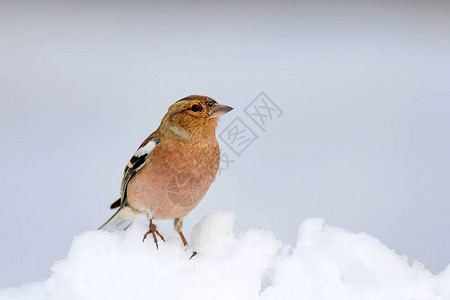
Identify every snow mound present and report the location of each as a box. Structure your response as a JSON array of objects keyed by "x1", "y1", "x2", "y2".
[{"x1": 1, "y1": 210, "x2": 449, "y2": 300}]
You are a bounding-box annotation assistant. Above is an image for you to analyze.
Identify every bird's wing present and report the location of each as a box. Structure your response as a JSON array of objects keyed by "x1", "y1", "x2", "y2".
[{"x1": 118, "y1": 136, "x2": 161, "y2": 207}]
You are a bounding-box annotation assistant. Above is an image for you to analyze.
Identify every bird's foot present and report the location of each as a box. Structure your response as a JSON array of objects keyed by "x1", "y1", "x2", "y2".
[
  {"x1": 177, "y1": 231, "x2": 196, "y2": 259},
  {"x1": 143, "y1": 220, "x2": 165, "y2": 249}
]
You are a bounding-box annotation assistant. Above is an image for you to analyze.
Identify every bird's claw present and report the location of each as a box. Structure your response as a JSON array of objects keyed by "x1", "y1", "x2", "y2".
[
  {"x1": 142, "y1": 221, "x2": 165, "y2": 249},
  {"x1": 189, "y1": 251, "x2": 197, "y2": 260}
]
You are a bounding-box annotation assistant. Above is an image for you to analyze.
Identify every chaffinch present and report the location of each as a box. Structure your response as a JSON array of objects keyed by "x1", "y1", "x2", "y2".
[{"x1": 99, "y1": 95, "x2": 233, "y2": 250}]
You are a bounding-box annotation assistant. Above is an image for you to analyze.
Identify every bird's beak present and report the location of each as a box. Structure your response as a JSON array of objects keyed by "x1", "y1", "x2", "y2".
[{"x1": 209, "y1": 103, "x2": 233, "y2": 119}]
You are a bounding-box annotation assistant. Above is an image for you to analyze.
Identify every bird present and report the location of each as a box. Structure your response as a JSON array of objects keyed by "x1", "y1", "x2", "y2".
[{"x1": 99, "y1": 95, "x2": 233, "y2": 250}]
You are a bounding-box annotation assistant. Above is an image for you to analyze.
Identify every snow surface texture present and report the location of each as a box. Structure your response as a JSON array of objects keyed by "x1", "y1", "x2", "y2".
[{"x1": 1, "y1": 210, "x2": 449, "y2": 300}]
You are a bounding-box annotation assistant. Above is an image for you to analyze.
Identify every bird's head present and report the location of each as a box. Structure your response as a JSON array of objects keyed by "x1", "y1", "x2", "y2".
[{"x1": 160, "y1": 95, "x2": 233, "y2": 141}]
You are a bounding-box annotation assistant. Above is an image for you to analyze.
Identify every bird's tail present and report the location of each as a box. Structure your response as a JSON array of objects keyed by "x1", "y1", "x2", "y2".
[{"x1": 98, "y1": 206, "x2": 134, "y2": 231}]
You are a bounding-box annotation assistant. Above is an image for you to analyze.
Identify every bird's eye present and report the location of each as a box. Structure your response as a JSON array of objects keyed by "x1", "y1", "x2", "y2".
[{"x1": 191, "y1": 105, "x2": 202, "y2": 112}]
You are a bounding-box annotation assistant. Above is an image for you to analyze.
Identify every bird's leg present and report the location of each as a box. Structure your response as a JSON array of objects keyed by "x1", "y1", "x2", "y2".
[
  {"x1": 179, "y1": 230, "x2": 197, "y2": 259},
  {"x1": 178, "y1": 231, "x2": 188, "y2": 247},
  {"x1": 143, "y1": 219, "x2": 165, "y2": 249},
  {"x1": 174, "y1": 218, "x2": 188, "y2": 246},
  {"x1": 174, "y1": 218, "x2": 197, "y2": 259}
]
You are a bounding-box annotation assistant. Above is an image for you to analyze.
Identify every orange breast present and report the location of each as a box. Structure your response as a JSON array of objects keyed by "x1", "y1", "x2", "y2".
[{"x1": 126, "y1": 139, "x2": 220, "y2": 220}]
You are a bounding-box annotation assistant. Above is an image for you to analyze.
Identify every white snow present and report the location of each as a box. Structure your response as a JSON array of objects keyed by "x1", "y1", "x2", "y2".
[{"x1": 1, "y1": 210, "x2": 449, "y2": 300}]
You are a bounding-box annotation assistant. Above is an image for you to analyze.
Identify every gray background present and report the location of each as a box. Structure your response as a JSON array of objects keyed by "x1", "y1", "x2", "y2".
[{"x1": 1, "y1": 0, "x2": 449, "y2": 287}]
